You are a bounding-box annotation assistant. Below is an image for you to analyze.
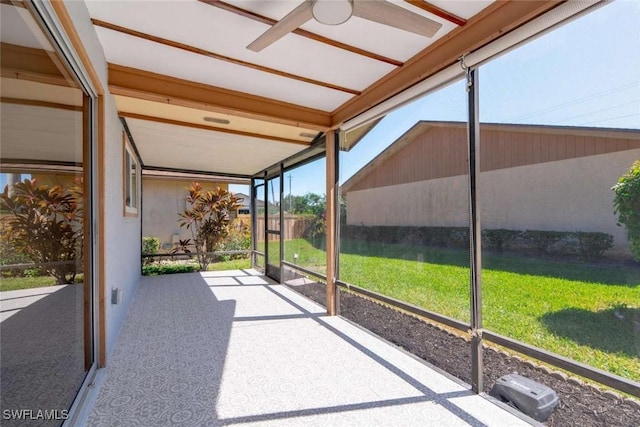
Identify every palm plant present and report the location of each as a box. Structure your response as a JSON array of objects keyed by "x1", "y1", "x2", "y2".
[{"x1": 178, "y1": 183, "x2": 241, "y2": 270}]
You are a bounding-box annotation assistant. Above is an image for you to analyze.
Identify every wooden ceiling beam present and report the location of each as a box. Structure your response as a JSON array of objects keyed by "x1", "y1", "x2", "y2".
[
  {"x1": 92, "y1": 19, "x2": 360, "y2": 96},
  {"x1": 331, "y1": 0, "x2": 561, "y2": 127},
  {"x1": 1, "y1": 68, "x2": 75, "y2": 87},
  {"x1": 1, "y1": 97, "x2": 82, "y2": 111},
  {"x1": 1, "y1": 0, "x2": 26, "y2": 8},
  {"x1": 199, "y1": 0, "x2": 404, "y2": 67},
  {"x1": 108, "y1": 64, "x2": 332, "y2": 131},
  {"x1": 119, "y1": 112, "x2": 312, "y2": 146},
  {"x1": 1, "y1": 43, "x2": 62, "y2": 78},
  {"x1": 0, "y1": 42, "x2": 80, "y2": 88},
  {"x1": 404, "y1": 0, "x2": 466, "y2": 27}
]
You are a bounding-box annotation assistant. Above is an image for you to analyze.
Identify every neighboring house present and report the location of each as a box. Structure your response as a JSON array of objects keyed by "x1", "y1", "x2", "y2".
[
  {"x1": 234, "y1": 192, "x2": 266, "y2": 215},
  {"x1": 342, "y1": 121, "x2": 640, "y2": 255}
]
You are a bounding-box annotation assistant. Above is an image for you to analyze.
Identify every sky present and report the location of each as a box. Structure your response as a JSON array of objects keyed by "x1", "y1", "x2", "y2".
[{"x1": 231, "y1": 0, "x2": 640, "y2": 197}]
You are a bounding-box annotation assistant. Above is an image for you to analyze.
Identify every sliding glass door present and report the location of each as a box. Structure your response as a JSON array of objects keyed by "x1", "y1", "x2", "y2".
[{"x1": 0, "y1": 2, "x2": 97, "y2": 425}]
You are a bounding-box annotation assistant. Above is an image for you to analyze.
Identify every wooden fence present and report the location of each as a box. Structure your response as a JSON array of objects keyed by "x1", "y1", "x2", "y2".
[{"x1": 241, "y1": 214, "x2": 317, "y2": 242}]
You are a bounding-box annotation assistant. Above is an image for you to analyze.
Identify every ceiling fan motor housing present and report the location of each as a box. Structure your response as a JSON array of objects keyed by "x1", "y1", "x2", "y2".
[{"x1": 312, "y1": 0, "x2": 354, "y2": 26}]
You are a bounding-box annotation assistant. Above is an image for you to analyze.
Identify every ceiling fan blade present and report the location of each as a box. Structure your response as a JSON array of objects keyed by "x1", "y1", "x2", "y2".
[
  {"x1": 247, "y1": 1, "x2": 314, "y2": 52},
  {"x1": 353, "y1": 0, "x2": 442, "y2": 38}
]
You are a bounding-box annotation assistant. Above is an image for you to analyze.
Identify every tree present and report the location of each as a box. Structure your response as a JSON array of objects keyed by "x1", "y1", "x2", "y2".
[
  {"x1": 613, "y1": 160, "x2": 640, "y2": 261},
  {"x1": 283, "y1": 192, "x2": 325, "y2": 216},
  {"x1": 0, "y1": 178, "x2": 83, "y2": 284},
  {"x1": 177, "y1": 183, "x2": 241, "y2": 270}
]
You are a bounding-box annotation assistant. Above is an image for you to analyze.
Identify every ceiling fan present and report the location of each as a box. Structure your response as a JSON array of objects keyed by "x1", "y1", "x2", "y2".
[{"x1": 247, "y1": 0, "x2": 443, "y2": 52}]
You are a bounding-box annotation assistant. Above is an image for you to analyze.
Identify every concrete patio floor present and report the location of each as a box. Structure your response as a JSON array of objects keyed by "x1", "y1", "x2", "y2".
[{"x1": 85, "y1": 269, "x2": 534, "y2": 426}]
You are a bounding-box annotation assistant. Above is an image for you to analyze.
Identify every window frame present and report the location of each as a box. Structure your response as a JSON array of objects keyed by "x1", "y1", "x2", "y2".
[{"x1": 123, "y1": 132, "x2": 139, "y2": 217}]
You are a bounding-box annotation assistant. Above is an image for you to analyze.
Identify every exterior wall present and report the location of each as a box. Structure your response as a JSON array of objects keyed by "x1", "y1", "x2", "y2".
[
  {"x1": 31, "y1": 173, "x2": 78, "y2": 187},
  {"x1": 345, "y1": 124, "x2": 640, "y2": 192},
  {"x1": 142, "y1": 179, "x2": 227, "y2": 249},
  {"x1": 103, "y1": 95, "x2": 142, "y2": 354},
  {"x1": 346, "y1": 149, "x2": 640, "y2": 255},
  {"x1": 67, "y1": 1, "x2": 141, "y2": 357},
  {"x1": 346, "y1": 175, "x2": 469, "y2": 228}
]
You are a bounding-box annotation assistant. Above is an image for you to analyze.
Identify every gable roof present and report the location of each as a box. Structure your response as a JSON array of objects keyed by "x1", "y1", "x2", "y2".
[{"x1": 342, "y1": 121, "x2": 640, "y2": 193}]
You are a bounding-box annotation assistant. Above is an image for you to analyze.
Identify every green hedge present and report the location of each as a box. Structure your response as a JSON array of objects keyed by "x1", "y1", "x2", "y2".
[
  {"x1": 142, "y1": 264, "x2": 198, "y2": 276},
  {"x1": 341, "y1": 225, "x2": 614, "y2": 261},
  {"x1": 342, "y1": 225, "x2": 469, "y2": 248}
]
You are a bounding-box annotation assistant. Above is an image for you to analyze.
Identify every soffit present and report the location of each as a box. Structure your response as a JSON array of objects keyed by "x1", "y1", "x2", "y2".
[
  {"x1": 114, "y1": 95, "x2": 318, "y2": 144},
  {"x1": 1, "y1": 77, "x2": 83, "y2": 106},
  {"x1": 1, "y1": 103, "x2": 83, "y2": 164},
  {"x1": 125, "y1": 117, "x2": 307, "y2": 176}
]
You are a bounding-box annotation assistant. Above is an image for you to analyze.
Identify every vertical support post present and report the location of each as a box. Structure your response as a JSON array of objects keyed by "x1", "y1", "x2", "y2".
[
  {"x1": 250, "y1": 177, "x2": 257, "y2": 269},
  {"x1": 279, "y1": 163, "x2": 285, "y2": 283},
  {"x1": 263, "y1": 171, "x2": 269, "y2": 268},
  {"x1": 325, "y1": 131, "x2": 337, "y2": 315},
  {"x1": 334, "y1": 131, "x2": 341, "y2": 306},
  {"x1": 467, "y1": 67, "x2": 483, "y2": 393}
]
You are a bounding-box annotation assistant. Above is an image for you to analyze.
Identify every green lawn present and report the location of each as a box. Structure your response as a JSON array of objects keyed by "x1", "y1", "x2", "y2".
[
  {"x1": 274, "y1": 238, "x2": 640, "y2": 382},
  {"x1": 1, "y1": 258, "x2": 252, "y2": 289},
  {"x1": 209, "y1": 258, "x2": 251, "y2": 271},
  {"x1": 0, "y1": 275, "x2": 83, "y2": 291}
]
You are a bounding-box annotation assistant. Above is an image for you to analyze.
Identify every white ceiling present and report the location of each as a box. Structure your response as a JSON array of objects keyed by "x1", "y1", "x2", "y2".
[
  {"x1": 87, "y1": 0, "x2": 492, "y2": 112},
  {"x1": 227, "y1": 0, "x2": 490, "y2": 61},
  {"x1": 80, "y1": 0, "x2": 507, "y2": 176},
  {"x1": 1, "y1": 104, "x2": 83, "y2": 164},
  {"x1": 0, "y1": 3, "x2": 54, "y2": 51},
  {"x1": 125, "y1": 117, "x2": 306, "y2": 176}
]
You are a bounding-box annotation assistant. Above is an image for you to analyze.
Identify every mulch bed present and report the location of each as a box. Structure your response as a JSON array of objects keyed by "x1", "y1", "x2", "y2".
[{"x1": 287, "y1": 281, "x2": 640, "y2": 426}]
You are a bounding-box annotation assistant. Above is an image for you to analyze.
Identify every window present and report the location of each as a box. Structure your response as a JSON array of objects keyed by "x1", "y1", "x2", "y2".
[{"x1": 123, "y1": 133, "x2": 139, "y2": 216}]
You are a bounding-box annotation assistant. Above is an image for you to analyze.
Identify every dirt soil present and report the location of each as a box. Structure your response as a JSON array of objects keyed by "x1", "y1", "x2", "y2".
[{"x1": 287, "y1": 281, "x2": 640, "y2": 427}]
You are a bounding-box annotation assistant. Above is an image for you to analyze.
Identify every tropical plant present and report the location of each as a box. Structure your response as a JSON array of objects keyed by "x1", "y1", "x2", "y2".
[
  {"x1": 177, "y1": 183, "x2": 241, "y2": 270},
  {"x1": 612, "y1": 160, "x2": 640, "y2": 260},
  {"x1": 170, "y1": 239, "x2": 193, "y2": 255},
  {"x1": 0, "y1": 178, "x2": 83, "y2": 284},
  {"x1": 218, "y1": 218, "x2": 251, "y2": 259}
]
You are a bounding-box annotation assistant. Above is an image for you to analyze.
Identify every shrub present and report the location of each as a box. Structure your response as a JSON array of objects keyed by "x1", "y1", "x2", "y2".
[
  {"x1": 218, "y1": 219, "x2": 251, "y2": 260},
  {"x1": 142, "y1": 263, "x2": 198, "y2": 276},
  {"x1": 482, "y1": 229, "x2": 523, "y2": 252},
  {"x1": 142, "y1": 236, "x2": 160, "y2": 255},
  {"x1": 612, "y1": 160, "x2": 640, "y2": 261},
  {"x1": 571, "y1": 231, "x2": 614, "y2": 261},
  {"x1": 522, "y1": 230, "x2": 565, "y2": 255},
  {"x1": 24, "y1": 268, "x2": 44, "y2": 277},
  {"x1": 0, "y1": 231, "x2": 31, "y2": 277},
  {"x1": 142, "y1": 236, "x2": 161, "y2": 266},
  {"x1": 0, "y1": 178, "x2": 83, "y2": 284},
  {"x1": 341, "y1": 225, "x2": 468, "y2": 248}
]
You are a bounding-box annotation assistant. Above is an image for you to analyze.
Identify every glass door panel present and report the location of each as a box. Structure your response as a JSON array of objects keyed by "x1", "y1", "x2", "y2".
[
  {"x1": 0, "y1": 3, "x2": 95, "y2": 424},
  {"x1": 265, "y1": 176, "x2": 281, "y2": 281}
]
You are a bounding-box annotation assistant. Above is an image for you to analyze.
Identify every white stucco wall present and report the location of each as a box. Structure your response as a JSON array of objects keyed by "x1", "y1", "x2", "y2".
[
  {"x1": 142, "y1": 179, "x2": 228, "y2": 249},
  {"x1": 66, "y1": 1, "x2": 141, "y2": 357},
  {"x1": 346, "y1": 149, "x2": 640, "y2": 255}
]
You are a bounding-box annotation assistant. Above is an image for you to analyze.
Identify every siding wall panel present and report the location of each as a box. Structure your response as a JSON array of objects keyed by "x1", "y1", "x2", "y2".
[{"x1": 345, "y1": 123, "x2": 640, "y2": 192}]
